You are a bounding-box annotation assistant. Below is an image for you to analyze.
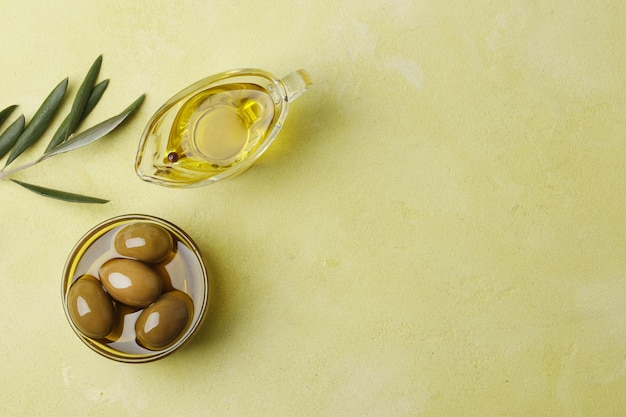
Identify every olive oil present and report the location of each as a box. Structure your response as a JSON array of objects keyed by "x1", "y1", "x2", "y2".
[
  {"x1": 135, "y1": 68, "x2": 311, "y2": 187},
  {"x1": 166, "y1": 83, "x2": 276, "y2": 180}
]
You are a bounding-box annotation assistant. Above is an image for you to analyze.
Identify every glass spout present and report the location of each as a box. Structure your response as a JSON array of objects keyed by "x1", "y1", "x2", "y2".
[{"x1": 281, "y1": 69, "x2": 312, "y2": 103}]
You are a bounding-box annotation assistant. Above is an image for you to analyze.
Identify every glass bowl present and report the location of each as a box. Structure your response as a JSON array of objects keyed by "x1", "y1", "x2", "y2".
[{"x1": 61, "y1": 214, "x2": 209, "y2": 363}]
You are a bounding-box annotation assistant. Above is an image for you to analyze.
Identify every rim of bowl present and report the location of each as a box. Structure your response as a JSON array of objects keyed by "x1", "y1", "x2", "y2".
[{"x1": 61, "y1": 214, "x2": 210, "y2": 363}]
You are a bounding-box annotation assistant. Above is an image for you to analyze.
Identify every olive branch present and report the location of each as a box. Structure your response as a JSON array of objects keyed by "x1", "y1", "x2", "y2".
[{"x1": 0, "y1": 55, "x2": 144, "y2": 203}]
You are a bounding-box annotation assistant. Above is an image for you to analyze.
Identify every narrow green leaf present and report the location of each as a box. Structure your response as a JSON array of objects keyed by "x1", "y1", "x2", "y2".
[
  {"x1": 45, "y1": 79, "x2": 110, "y2": 153},
  {"x1": 10, "y1": 179, "x2": 109, "y2": 204},
  {"x1": 121, "y1": 94, "x2": 145, "y2": 114},
  {"x1": 44, "y1": 112, "x2": 128, "y2": 157},
  {"x1": 0, "y1": 105, "x2": 18, "y2": 126},
  {"x1": 43, "y1": 94, "x2": 145, "y2": 159},
  {"x1": 43, "y1": 113, "x2": 72, "y2": 153},
  {"x1": 52, "y1": 56, "x2": 102, "y2": 147},
  {"x1": 0, "y1": 115, "x2": 26, "y2": 159},
  {"x1": 81, "y1": 79, "x2": 109, "y2": 119},
  {"x1": 66, "y1": 55, "x2": 102, "y2": 134},
  {"x1": 4, "y1": 78, "x2": 68, "y2": 167}
]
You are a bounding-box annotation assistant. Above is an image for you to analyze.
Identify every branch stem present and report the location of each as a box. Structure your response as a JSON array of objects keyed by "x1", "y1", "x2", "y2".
[{"x1": 0, "y1": 157, "x2": 42, "y2": 179}]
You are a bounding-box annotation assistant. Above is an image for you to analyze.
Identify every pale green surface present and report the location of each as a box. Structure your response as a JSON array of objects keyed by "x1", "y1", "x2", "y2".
[{"x1": 1, "y1": 1, "x2": 626, "y2": 416}]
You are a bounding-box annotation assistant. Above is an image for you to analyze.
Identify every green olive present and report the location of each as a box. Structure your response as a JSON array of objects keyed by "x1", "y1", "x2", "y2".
[
  {"x1": 99, "y1": 258, "x2": 162, "y2": 308},
  {"x1": 135, "y1": 290, "x2": 193, "y2": 350},
  {"x1": 114, "y1": 223, "x2": 173, "y2": 263},
  {"x1": 66, "y1": 275, "x2": 116, "y2": 339}
]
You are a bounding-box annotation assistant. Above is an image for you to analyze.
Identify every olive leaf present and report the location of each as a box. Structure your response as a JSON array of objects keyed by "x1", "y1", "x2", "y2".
[
  {"x1": 0, "y1": 55, "x2": 145, "y2": 203},
  {"x1": 64, "y1": 55, "x2": 102, "y2": 139},
  {"x1": 82, "y1": 80, "x2": 109, "y2": 118},
  {"x1": 43, "y1": 79, "x2": 110, "y2": 153},
  {"x1": 0, "y1": 105, "x2": 18, "y2": 126},
  {"x1": 0, "y1": 115, "x2": 25, "y2": 160},
  {"x1": 43, "y1": 94, "x2": 145, "y2": 160},
  {"x1": 10, "y1": 179, "x2": 109, "y2": 204},
  {"x1": 4, "y1": 78, "x2": 68, "y2": 167},
  {"x1": 45, "y1": 57, "x2": 106, "y2": 153}
]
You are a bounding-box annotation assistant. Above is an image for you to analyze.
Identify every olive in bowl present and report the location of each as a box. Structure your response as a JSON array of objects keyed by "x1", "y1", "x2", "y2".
[{"x1": 62, "y1": 214, "x2": 209, "y2": 363}]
